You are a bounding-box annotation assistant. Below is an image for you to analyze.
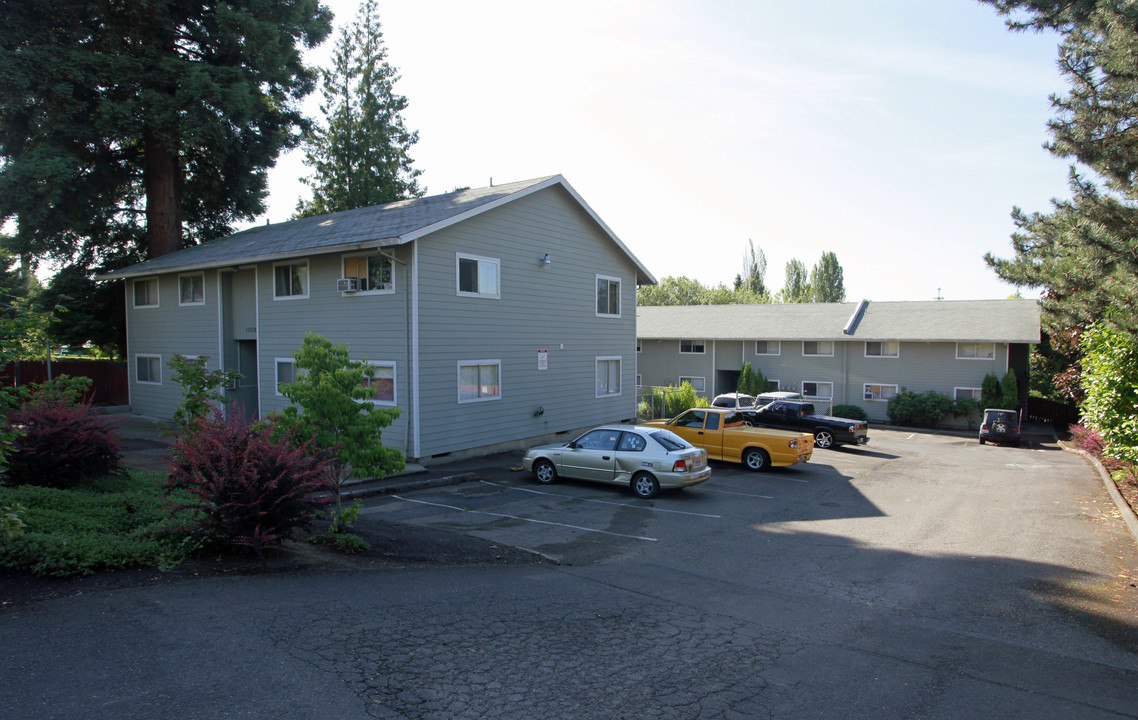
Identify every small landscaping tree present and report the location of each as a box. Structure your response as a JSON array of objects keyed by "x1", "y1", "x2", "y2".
[
  {"x1": 737, "y1": 362, "x2": 769, "y2": 397},
  {"x1": 273, "y1": 332, "x2": 405, "y2": 517},
  {"x1": 980, "y1": 372, "x2": 1003, "y2": 409},
  {"x1": 167, "y1": 354, "x2": 241, "y2": 432},
  {"x1": 1000, "y1": 370, "x2": 1020, "y2": 410}
]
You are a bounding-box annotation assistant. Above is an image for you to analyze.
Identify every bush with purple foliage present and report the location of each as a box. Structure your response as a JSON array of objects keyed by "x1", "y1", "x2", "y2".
[
  {"x1": 5, "y1": 397, "x2": 122, "y2": 488},
  {"x1": 1068, "y1": 423, "x2": 1106, "y2": 456},
  {"x1": 164, "y1": 408, "x2": 334, "y2": 556}
]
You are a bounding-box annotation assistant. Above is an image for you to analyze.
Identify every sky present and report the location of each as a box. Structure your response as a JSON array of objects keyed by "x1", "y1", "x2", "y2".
[{"x1": 254, "y1": 0, "x2": 1071, "y2": 303}]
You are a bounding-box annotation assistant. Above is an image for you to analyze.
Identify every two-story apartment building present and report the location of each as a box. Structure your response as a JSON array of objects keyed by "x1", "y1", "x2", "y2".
[
  {"x1": 636, "y1": 299, "x2": 1040, "y2": 421},
  {"x1": 103, "y1": 175, "x2": 655, "y2": 462}
]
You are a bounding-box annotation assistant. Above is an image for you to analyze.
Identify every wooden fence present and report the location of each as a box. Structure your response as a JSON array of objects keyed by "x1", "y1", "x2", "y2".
[
  {"x1": 1027, "y1": 396, "x2": 1079, "y2": 429},
  {"x1": 0, "y1": 360, "x2": 129, "y2": 406}
]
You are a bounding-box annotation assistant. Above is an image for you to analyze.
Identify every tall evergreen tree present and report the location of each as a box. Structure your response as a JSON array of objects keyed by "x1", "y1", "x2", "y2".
[
  {"x1": 296, "y1": 0, "x2": 423, "y2": 218},
  {"x1": 980, "y1": 0, "x2": 1138, "y2": 335},
  {"x1": 779, "y1": 259, "x2": 812, "y2": 303},
  {"x1": 0, "y1": 1, "x2": 332, "y2": 263},
  {"x1": 810, "y1": 251, "x2": 846, "y2": 303}
]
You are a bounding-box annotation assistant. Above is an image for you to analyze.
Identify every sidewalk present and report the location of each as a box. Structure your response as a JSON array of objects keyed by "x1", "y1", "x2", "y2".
[{"x1": 104, "y1": 410, "x2": 520, "y2": 497}]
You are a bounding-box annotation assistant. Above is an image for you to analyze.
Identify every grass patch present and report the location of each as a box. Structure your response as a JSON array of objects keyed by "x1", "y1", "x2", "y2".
[{"x1": 0, "y1": 470, "x2": 198, "y2": 577}]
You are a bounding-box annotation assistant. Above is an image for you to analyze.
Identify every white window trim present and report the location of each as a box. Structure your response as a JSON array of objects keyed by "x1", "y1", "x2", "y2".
[
  {"x1": 178, "y1": 272, "x2": 205, "y2": 307},
  {"x1": 275, "y1": 358, "x2": 297, "y2": 396},
  {"x1": 135, "y1": 354, "x2": 162, "y2": 385},
  {"x1": 273, "y1": 259, "x2": 310, "y2": 301},
  {"x1": 754, "y1": 340, "x2": 781, "y2": 356},
  {"x1": 954, "y1": 386, "x2": 982, "y2": 401},
  {"x1": 363, "y1": 361, "x2": 397, "y2": 406},
  {"x1": 457, "y1": 359, "x2": 502, "y2": 403},
  {"x1": 133, "y1": 278, "x2": 159, "y2": 309},
  {"x1": 340, "y1": 252, "x2": 395, "y2": 295},
  {"x1": 864, "y1": 341, "x2": 899, "y2": 358},
  {"x1": 679, "y1": 339, "x2": 706, "y2": 355},
  {"x1": 802, "y1": 380, "x2": 834, "y2": 398},
  {"x1": 596, "y1": 356, "x2": 622, "y2": 398},
  {"x1": 456, "y1": 253, "x2": 501, "y2": 299},
  {"x1": 766, "y1": 379, "x2": 780, "y2": 391},
  {"x1": 636, "y1": 374, "x2": 642, "y2": 387},
  {"x1": 956, "y1": 342, "x2": 996, "y2": 360},
  {"x1": 864, "y1": 382, "x2": 898, "y2": 401},
  {"x1": 679, "y1": 376, "x2": 706, "y2": 393},
  {"x1": 595, "y1": 274, "x2": 622, "y2": 318},
  {"x1": 802, "y1": 341, "x2": 834, "y2": 357}
]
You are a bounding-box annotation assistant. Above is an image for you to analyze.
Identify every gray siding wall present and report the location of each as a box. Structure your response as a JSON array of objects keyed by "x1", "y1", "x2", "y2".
[
  {"x1": 639, "y1": 338, "x2": 1012, "y2": 421},
  {"x1": 415, "y1": 186, "x2": 638, "y2": 458},
  {"x1": 254, "y1": 246, "x2": 411, "y2": 453},
  {"x1": 125, "y1": 271, "x2": 223, "y2": 420}
]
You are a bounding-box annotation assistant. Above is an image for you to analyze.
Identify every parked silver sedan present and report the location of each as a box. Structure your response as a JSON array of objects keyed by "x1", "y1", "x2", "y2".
[{"x1": 522, "y1": 425, "x2": 711, "y2": 499}]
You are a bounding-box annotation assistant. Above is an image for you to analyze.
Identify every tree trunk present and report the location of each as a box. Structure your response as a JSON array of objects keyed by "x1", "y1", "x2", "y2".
[{"x1": 144, "y1": 127, "x2": 183, "y2": 258}]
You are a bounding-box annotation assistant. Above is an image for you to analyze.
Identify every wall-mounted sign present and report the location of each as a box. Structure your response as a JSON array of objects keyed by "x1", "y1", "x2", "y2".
[{"x1": 537, "y1": 350, "x2": 548, "y2": 371}]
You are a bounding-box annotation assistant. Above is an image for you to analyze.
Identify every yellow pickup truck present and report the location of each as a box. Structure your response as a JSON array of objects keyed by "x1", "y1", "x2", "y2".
[{"x1": 646, "y1": 407, "x2": 813, "y2": 471}]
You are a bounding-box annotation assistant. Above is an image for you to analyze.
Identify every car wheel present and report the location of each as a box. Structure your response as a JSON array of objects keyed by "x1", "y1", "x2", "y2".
[
  {"x1": 742, "y1": 447, "x2": 770, "y2": 472},
  {"x1": 533, "y1": 459, "x2": 558, "y2": 485},
  {"x1": 814, "y1": 430, "x2": 834, "y2": 449},
  {"x1": 631, "y1": 472, "x2": 660, "y2": 499}
]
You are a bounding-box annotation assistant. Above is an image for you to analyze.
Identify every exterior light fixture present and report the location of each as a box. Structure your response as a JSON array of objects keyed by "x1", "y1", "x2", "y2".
[{"x1": 540, "y1": 253, "x2": 552, "y2": 269}]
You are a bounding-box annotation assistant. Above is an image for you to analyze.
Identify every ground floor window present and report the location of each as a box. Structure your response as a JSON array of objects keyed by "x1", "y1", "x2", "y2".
[
  {"x1": 459, "y1": 360, "x2": 501, "y2": 402},
  {"x1": 276, "y1": 359, "x2": 296, "y2": 396},
  {"x1": 679, "y1": 376, "x2": 705, "y2": 392},
  {"x1": 864, "y1": 383, "x2": 898, "y2": 401},
  {"x1": 362, "y1": 362, "x2": 396, "y2": 404},
  {"x1": 955, "y1": 387, "x2": 982, "y2": 402},
  {"x1": 596, "y1": 357, "x2": 621, "y2": 397},
  {"x1": 136, "y1": 354, "x2": 161, "y2": 384},
  {"x1": 803, "y1": 381, "x2": 833, "y2": 398}
]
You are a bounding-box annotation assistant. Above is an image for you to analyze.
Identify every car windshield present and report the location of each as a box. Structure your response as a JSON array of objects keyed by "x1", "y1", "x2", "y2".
[
  {"x1": 647, "y1": 429, "x2": 693, "y2": 451},
  {"x1": 736, "y1": 395, "x2": 755, "y2": 406}
]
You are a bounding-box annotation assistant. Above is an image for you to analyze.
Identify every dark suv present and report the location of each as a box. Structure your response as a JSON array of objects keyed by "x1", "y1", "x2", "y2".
[{"x1": 979, "y1": 408, "x2": 1021, "y2": 446}]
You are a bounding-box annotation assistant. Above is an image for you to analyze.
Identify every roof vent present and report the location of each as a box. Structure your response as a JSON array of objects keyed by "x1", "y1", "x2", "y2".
[{"x1": 843, "y1": 299, "x2": 869, "y2": 335}]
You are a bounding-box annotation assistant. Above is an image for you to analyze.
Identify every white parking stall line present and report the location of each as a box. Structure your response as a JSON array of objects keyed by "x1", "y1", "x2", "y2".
[
  {"x1": 390, "y1": 495, "x2": 660, "y2": 542},
  {"x1": 483, "y1": 481, "x2": 722, "y2": 518},
  {"x1": 706, "y1": 488, "x2": 776, "y2": 499}
]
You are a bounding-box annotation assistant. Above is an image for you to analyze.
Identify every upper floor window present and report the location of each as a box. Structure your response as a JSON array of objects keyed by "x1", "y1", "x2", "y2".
[
  {"x1": 596, "y1": 275, "x2": 621, "y2": 317},
  {"x1": 274, "y1": 261, "x2": 309, "y2": 299},
  {"x1": 957, "y1": 342, "x2": 995, "y2": 360},
  {"x1": 755, "y1": 340, "x2": 780, "y2": 355},
  {"x1": 803, "y1": 341, "x2": 834, "y2": 357},
  {"x1": 179, "y1": 273, "x2": 204, "y2": 306},
  {"x1": 458, "y1": 360, "x2": 501, "y2": 402},
  {"x1": 680, "y1": 339, "x2": 706, "y2": 354},
  {"x1": 865, "y1": 341, "x2": 899, "y2": 358},
  {"x1": 343, "y1": 254, "x2": 394, "y2": 293},
  {"x1": 133, "y1": 278, "x2": 159, "y2": 308},
  {"x1": 457, "y1": 253, "x2": 500, "y2": 298}
]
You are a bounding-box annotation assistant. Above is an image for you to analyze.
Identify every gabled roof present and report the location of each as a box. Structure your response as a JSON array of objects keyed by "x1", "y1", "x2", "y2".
[
  {"x1": 102, "y1": 175, "x2": 656, "y2": 284},
  {"x1": 637, "y1": 299, "x2": 1041, "y2": 344}
]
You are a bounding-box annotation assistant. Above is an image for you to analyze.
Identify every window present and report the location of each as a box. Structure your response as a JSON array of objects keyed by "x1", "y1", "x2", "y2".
[
  {"x1": 617, "y1": 432, "x2": 647, "y2": 452},
  {"x1": 803, "y1": 341, "x2": 834, "y2": 357},
  {"x1": 576, "y1": 429, "x2": 620, "y2": 450},
  {"x1": 675, "y1": 410, "x2": 706, "y2": 428},
  {"x1": 343, "y1": 254, "x2": 393, "y2": 293},
  {"x1": 274, "y1": 261, "x2": 309, "y2": 299},
  {"x1": 865, "y1": 341, "x2": 899, "y2": 358},
  {"x1": 957, "y1": 342, "x2": 996, "y2": 360},
  {"x1": 636, "y1": 374, "x2": 642, "y2": 387},
  {"x1": 679, "y1": 376, "x2": 705, "y2": 393},
  {"x1": 596, "y1": 356, "x2": 621, "y2": 397},
  {"x1": 803, "y1": 381, "x2": 833, "y2": 398},
  {"x1": 679, "y1": 339, "x2": 706, "y2": 354},
  {"x1": 457, "y1": 254, "x2": 500, "y2": 298},
  {"x1": 133, "y1": 278, "x2": 159, "y2": 308},
  {"x1": 178, "y1": 273, "x2": 204, "y2": 306},
  {"x1": 362, "y1": 363, "x2": 396, "y2": 405},
  {"x1": 458, "y1": 361, "x2": 501, "y2": 402},
  {"x1": 955, "y1": 387, "x2": 982, "y2": 401},
  {"x1": 135, "y1": 354, "x2": 161, "y2": 384},
  {"x1": 636, "y1": 340, "x2": 641, "y2": 353},
  {"x1": 754, "y1": 340, "x2": 780, "y2": 355},
  {"x1": 766, "y1": 379, "x2": 780, "y2": 391},
  {"x1": 276, "y1": 359, "x2": 296, "y2": 396},
  {"x1": 596, "y1": 275, "x2": 621, "y2": 317},
  {"x1": 864, "y1": 383, "x2": 898, "y2": 401}
]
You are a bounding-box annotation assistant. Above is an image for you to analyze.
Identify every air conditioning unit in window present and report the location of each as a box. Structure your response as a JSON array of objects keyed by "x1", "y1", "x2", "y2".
[{"x1": 336, "y1": 277, "x2": 359, "y2": 293}]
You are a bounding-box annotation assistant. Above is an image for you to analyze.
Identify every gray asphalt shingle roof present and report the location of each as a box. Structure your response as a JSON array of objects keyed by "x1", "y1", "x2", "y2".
[
  {"x1": 103, "y1": 175, "x2": 656, "y2": 284},
  {"x1": 636, "y1": 299, "x2": 1040, "y2": 343}
]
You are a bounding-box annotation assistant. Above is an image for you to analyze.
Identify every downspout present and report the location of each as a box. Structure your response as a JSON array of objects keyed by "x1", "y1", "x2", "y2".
[
  {"x1": 711, "y1": 340, "x2": 716, "y2": 397},
  {"x1": 216, "y1": 270, "x2": 224, "y2": 418},
  {"x1": 411, "y1": 242, "x2": 421, "y2": 459}
]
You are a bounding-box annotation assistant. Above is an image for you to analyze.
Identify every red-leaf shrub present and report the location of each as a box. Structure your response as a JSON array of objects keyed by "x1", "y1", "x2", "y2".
[
  {"x1": 1069, "y1": 423, "x2": 1106, "y2": 456},
  {"x1": 164, "y1": 408, "x2": 334, "y2": 556},
  {"x1": 5, "y1": 398, "x2": 122, "y2": 487}
]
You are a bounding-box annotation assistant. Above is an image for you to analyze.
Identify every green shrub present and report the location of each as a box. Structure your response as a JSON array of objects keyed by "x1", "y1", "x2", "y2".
[
  {"x1": 168, "y1": 354, "x2": 242, "y2": 432},
  {"x1": 0, "y1": 472, "x2": 197, "y2": 576},
  {"x1": 311, "y1": 531, "x2": 370, "y2": 553},
  {"x1": 980, "y1": 372, "x2": 1002, "y2": 409},
  {"x1": 887, "y1": 389, "x2": 954, "y2": 427},
  {"x1": 1080, "y1": 323, "x2": 1138, "y2": 464},
  {"x1": 1001, "y1": 371, "x2": 1020, "y2": 409},
  {"x1": 662, "y1": 381, "x2": 710, "y2": 418},
  {"x1": 831, "y1": 404, "x2": 868, "y2": 422}
]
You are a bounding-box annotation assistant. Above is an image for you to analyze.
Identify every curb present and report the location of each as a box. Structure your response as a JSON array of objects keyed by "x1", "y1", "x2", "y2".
[
  {"x1": 332, "y1": 472, "x2": 482, "y2": 501},
  {"x1": 1061, "y1": 444, "x2": 1138, "y2": 547}
]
